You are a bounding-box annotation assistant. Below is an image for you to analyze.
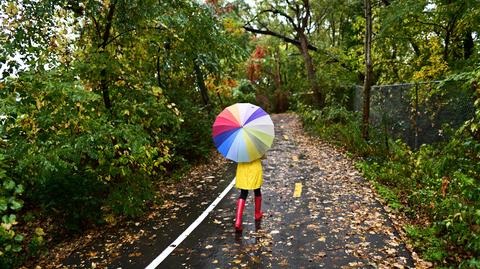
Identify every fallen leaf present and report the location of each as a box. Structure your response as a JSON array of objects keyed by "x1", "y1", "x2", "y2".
[
  {"x1": 386, "y1": 248, "x2": 397, "y2": 255},
  {"x1": 278, "y1": 258, "x2": 289, "y2": 266}
]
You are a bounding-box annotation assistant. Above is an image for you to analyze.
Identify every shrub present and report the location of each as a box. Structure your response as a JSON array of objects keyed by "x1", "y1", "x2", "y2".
[
  {"x1": 1, "y1": 70, "x2": 180, "y2": 230},
  {"x1": 232, "y1": 79, "x2": 256, "y2": 104},
  {"x1": 297, "y1": 103, "x2": 380, "y2": 156},
  {"x1": 297, "y1": 97, "x2": 480, "y2": 266},
  {"x1": 0, "y1": 154, "x2": 45, "y2": 268},
  {"x1": 170, "y1": 102, "x2": 215, "y2": 167},
  {"x1": 0, "y1": 154, "x2": 25, "y2": 268}
]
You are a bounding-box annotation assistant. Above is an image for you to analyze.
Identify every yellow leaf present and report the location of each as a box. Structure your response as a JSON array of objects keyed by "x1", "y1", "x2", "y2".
[
  {"x1": 35, "y1": 228, "x2": 45, "y2": 236},
  {"x1": 104, "y1": 214, "x2": 116, "y2": 225}
]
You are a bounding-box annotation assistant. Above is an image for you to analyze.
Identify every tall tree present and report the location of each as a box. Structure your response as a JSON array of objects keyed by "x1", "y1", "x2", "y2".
[{"x1": 242, "y1": 0, "x2": 325, "y2": 107}]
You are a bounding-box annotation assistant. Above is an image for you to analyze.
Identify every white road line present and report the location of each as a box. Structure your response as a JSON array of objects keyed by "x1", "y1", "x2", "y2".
[{"x1": 145, "y1": 177, "x2": 236, "y2": 269}]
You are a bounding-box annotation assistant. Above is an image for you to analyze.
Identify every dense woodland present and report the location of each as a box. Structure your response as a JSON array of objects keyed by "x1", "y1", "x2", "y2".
[{"x1": 0, "y1": 0, "x2": 479, "y2": 267}]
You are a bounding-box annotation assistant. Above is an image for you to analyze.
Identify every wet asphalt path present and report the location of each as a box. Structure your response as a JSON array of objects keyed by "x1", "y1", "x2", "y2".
[
  {"x1": 157, "y1": 114, "x2": 414, "y2": 268},
  {"x1": 60, "y1": 113, "x2": 414, "y2": 268}
]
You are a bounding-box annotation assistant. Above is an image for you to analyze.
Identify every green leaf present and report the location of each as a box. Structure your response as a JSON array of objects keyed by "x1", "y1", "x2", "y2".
[
  {"x1": 3, "y1": 180, "x2": 15, "y2": 190},
  {"x1": 0, "y1": 199, "x2": 7, "y2": 212},
  {"x1": 2, "y1": 214, "x2": 16, "y2": 224},
  {"x1": 14, "y1": 184, "x2": 24, "y2": 195},
  {"x1": 14, "y1": 234, "x2": 24, "y2": 242},
  {"x1": 9, "y1": 200, "x2": 23, "y2": 211}
]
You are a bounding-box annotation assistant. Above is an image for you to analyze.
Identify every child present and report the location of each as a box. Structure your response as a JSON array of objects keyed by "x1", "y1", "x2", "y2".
[{"x1": 234, "y1": 157, "x2": 264, "y2": 232}]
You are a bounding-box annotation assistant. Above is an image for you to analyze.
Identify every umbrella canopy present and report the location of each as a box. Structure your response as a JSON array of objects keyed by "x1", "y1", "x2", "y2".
[{"x1": 212, "y1": 103, "x2": 275, "y2": 163}]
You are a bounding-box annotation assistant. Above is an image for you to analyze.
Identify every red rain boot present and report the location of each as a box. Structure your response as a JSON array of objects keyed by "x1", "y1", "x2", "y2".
[
  {"x1": 235, "y1": 198, "x2": 246, "y2": 232},
  {"x1": 254, "y1": 196, "x2": 263, "y2": 221}
]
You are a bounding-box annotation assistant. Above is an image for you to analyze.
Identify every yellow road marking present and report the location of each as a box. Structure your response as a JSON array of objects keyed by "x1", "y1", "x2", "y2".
[{"x1": 293, "y1": 182, "x2": 302, "y2": 197}]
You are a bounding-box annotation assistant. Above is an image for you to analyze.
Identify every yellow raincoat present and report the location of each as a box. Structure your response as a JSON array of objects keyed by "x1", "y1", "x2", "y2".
[{"x1": 235, "y1": 159, "x2": 263, "y2": 190}]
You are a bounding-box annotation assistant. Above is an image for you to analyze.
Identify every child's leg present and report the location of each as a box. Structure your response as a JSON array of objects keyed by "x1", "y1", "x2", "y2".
[
  {"x1": 235, "y1": 189, "x2": 248, "y2": 231},
  {"x1": 254, "y1": 188, "x2": 263, "y2": 220},
  {"x1": 240, "y1": 189, "x2": 249, "y2": 200}
]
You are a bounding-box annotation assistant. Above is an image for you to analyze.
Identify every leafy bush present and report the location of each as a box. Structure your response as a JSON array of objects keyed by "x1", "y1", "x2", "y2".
[
  {"x1": 356, "y1": 127, "x2": 480, "y2": 266},
  {"x1": 232, "y1": 79, "x2": 256, "y2": 104},
  {"x1": 297, "y1": 89, "x2": 480, "y2": 266},
  {"x1": 0, "y1": 154, "x2": 25, "y2": 268},
  {"x1": 296, "y1": 103, "x2": 380, "y2": 156},
  {"x1": 170, "y1": 102, "x2": 215, "y2": 167},
  {"x1": 0, "y1": 154, "x2": 45, "y2": 268},
  {"x1": 1, "y1": 70, "x2": 181, "y2": 230},
  {"x1": 32, "y1": 172, "x2": 107, "y2": 231}
]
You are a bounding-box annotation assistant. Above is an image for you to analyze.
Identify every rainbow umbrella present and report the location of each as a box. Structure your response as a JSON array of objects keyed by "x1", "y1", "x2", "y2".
[{"x1": 212, "y1": 103, "x2": 274, "y2": 163}]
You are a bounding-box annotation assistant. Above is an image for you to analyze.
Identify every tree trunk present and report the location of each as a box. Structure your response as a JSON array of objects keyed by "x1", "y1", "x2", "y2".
[
  {"x1": 362, "y1": 0, "x2": 372, "y2": 140},
  {"x1": 463, "y1": 31, "x2": 473, "y2": 59},
  {"x1": 298, "y1": 32, "x2": 324, "y2": 108},
  {"x1": 444, "y1": 29, "x2": 450, "y2": 61},
  {"x1": 273, "y1": 46, "x2": 282, "y2": 92},
  {"x1": 331, "y1": 16, "x2": 336, "y2": 46},
  {"x1": 98, "y1": 0, "x2": 117, "y2": 111},
  {"x1": 193, "y1": 61, "x2": 211, "y2": 109}
]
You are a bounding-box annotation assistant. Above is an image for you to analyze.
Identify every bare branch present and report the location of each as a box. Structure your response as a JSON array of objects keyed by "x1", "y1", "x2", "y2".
[
  {"x1": 243, "y1": 25, "x2": 318, "y2": 51},
  {"x1": 260, "y1": 8, "x2": 298, "y2": 29},
  {"x1": 301, "y1": 0, "x2": 310, "y2": 30}
]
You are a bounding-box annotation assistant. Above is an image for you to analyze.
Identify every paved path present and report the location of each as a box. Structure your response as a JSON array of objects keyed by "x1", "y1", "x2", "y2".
[
  {"x1": 54, "y1": 113, "x2": 413, "y2": 268},
  {"x1": 160, "y1": 113, "x2": 413, "y2": 268}
]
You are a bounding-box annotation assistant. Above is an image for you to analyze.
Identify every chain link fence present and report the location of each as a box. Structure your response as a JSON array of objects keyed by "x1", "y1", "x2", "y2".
[{"x1": 354, "y1": 81, "x2": 475, "y2": 149}]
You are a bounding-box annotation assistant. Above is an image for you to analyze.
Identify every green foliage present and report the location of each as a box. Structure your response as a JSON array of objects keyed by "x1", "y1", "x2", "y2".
[
  {"x1": 0, "y1": 154, "x2": 45, "y2": 268},
  {"x1": 0, "y1": 0, "x2": 248, "y2": 265},
  {"x1": 33, "y1": 172, "x2": 107, "y2": 231},
  {"x1": 1, "y1": 67, "x2": 180, "y2": 225},
  {"x1": 0, "y1": 154, "x2": 25, "y2": 267},
  {"x1": 261, "y1": 0, "x2": 480, "y2": 266},
  {"x1": 170, "y1": 101, "x2": 215, "y2": 166},
  {"x1": 107, "y1": 175, "x2": 153, "y2": 218},
  {"x1": 298, "y1": 83, "x2": 480, "y2": 266},
  {"x1": 232, "y1": 79, "x2": 256, "y2": 104},
  {"x1": 405, "y1": 225, "x2": 448, "y2": 263},
  {"x1": 356, "y1": 127, "x2": 480, "y2": 265},
  {"x1": 297, "y1": 103, "x2": 380, "y2": 156}
]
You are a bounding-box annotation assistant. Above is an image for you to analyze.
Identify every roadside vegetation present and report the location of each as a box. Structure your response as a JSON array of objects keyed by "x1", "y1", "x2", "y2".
[{"x1": 1, "y1": 0, "x2": 479, "y2": 267}]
